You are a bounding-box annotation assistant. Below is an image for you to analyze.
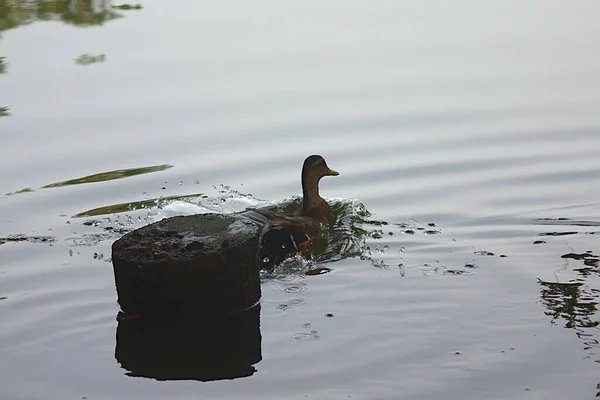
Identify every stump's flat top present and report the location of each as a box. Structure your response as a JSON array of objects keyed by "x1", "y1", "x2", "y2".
[{"x1": 112, "y1": 213, "x2": 261, "y2": 263}]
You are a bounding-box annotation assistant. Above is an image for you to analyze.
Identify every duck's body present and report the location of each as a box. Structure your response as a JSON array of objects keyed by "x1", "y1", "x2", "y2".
[{"x1": 255, "y1": 155, "x2": 339, "y2": 269}]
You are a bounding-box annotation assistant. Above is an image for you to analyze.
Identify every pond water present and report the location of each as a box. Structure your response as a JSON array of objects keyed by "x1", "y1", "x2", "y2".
[{"x1": 2, "y1": 1, "x2": 600, "y2": 399}]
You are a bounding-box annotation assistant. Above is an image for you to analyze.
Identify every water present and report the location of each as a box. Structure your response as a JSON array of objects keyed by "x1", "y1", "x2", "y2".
[{"x1": 2, "y1": 1, "x2": 600, "y2": 399}]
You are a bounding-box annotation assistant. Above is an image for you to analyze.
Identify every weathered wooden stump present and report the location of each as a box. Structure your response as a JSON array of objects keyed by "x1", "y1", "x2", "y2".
[{"x1": 111, "y1": 212, "x2": 263, "y2": 320}]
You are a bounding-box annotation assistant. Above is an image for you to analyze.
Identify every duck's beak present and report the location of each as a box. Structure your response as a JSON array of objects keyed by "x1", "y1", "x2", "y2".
[{"x1": 326, "y1": 168, "x2": 339, "y2": 176}]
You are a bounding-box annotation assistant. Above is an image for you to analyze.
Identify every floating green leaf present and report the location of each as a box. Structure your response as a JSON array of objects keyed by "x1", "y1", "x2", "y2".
[
  {"x1": 42, "y1": 164, "x2": 173, "y2": 188},
  {"x1": 73, "y1": 193, "x2": 204, "y2": 218},
  {"x1": 74, "y1": 53, "x2": 105, "y2": 66},
  {"x1": 5, "y1": 188, "x2": 34, "y2": 196},
  {"x1": 113, "y1": 4, "x2": 143, "y2": 10}
]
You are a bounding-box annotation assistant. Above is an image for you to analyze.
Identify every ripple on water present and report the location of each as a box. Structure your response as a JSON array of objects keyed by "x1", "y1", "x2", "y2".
[
  {"x1": 274, "y1": 297, "x2": 307, "y2": 313},
  {"x1": 292, "y1": 331, "x2": 321, "y2": 341},
  {"x1": 287, "y1": 298, "x2": 306, "y2": 306},
  {"x1": 260, "y1": 300, "x2": 289, "y2": 318},
  {"x1": 278, "y1": 282, "x2": 309, "y2": 294}
]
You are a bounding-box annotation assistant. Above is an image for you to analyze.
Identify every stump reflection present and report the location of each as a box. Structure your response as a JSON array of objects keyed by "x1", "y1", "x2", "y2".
[{"x1": 115, "y1": 304, "x2": 262, "y2": 381}]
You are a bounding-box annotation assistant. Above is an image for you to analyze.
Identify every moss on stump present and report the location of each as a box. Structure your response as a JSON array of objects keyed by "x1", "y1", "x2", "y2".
[{"x1": 111, "y1": 213, "x2": 262, "y2": 320}]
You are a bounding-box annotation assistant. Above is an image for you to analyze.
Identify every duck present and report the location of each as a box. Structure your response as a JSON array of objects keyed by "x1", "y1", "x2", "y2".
[{"x1": 251, "y1": 155, "x2": 339, "y2": 270}]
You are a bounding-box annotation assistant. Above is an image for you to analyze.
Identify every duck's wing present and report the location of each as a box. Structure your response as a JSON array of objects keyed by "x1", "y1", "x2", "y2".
[{"x1": 258, "y1": 217, "x2": 320, "y2": 271}]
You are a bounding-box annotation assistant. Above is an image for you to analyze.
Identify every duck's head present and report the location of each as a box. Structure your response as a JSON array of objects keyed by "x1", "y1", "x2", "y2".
[{"x1": 302, "y1": 155, "x2": 339, "y2": 183}]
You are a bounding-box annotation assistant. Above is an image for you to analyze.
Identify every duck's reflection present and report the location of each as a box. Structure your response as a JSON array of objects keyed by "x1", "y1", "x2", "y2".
[{"x1": 115, "y1": 304, "x2": 262, "y2": 381}]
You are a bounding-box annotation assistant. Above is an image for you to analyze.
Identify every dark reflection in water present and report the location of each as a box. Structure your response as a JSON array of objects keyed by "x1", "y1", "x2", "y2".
[
  {"x1": 536, "y1": 217, "x2": 600, "y2": 374},
  {"x1": 0, "y1": 234, "x2": 57, "y2": 244},
  {"x1": 115, "y1": 305, "x2": 262, "y2": 381},
  {"x1": 0, "y1": 1, "x2": 138, "y2": 117},
  {"x1": 535, "y1": 218, "x2": 600, "y2": 237},
  {"x1": 538, "y1": 279, "x2": 598, "y2": 329},
  {"x1": 0, "y1": 56, "x2": 6, "y2": 116},
  {"x1": 538, "y1": 248, "x2": 600, "y2": 364},
  {"x1": 0, "y1": 0, "x2": 122, "y2": 30},
  {"x1": 562, "y1": 252, "x2": 600, "y2": 275}
]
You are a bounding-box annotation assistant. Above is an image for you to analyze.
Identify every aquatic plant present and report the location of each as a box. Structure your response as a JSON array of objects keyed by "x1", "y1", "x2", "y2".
[
  {"x1": 5, "y1": 187, "x2": 34, "y2": 196},
  {"x1": 74, "y1": 53, "x2": 106, "y2": 65},
  {"x1": 73, "y1": 193, "x2": 205, "y2": 218},
  {"x1": 113, "y1": 4, "x2": 143, "y2": 10},
  {"x1": 42, "y1": 164, "x2": 173, "y2": 188}
]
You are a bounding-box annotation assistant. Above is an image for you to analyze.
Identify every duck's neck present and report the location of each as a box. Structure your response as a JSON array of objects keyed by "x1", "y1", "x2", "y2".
[{"x1": 302, "y1": 175, "x2": 322, "y2": 212}]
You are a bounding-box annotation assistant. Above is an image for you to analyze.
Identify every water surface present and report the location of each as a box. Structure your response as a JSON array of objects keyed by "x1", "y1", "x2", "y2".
[{"x1": 1, "y1": 1, "x2": 600, "y2": 399}]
